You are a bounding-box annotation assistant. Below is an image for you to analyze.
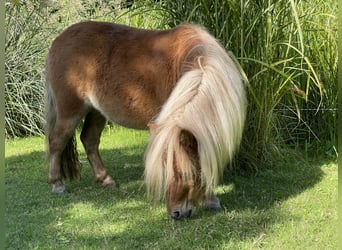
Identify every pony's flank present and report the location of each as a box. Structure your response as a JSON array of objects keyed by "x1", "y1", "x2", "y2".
[{"x1": 144, "y1": 26, "x2": 246, "y2": 200}]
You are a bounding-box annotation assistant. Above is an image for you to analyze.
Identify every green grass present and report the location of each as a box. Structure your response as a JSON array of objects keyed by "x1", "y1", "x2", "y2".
[{"x1": 5, "y1": 127, "x2": 337, "y2": 249}]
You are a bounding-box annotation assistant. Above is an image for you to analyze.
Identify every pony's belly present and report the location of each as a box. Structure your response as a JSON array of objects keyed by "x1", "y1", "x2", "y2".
[
  {"x1": 86, "y1": 93, "x2": 158, "y2": 130},
  {"x1": 107, "y1": 111, "x2": 150, "y2": 130}
]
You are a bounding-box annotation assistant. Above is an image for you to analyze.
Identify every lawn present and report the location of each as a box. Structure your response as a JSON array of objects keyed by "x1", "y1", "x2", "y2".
[{"x1": 5, "y1": 127, "x2": 337, "y2": 249}]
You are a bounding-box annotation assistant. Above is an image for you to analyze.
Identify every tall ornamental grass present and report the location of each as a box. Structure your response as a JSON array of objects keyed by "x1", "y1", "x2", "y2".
[
  {"x1": 5, "y1": 0, "x2": 337, "y2": 168},
  {"x1": 153, "y1": 0, "x2": 337, "y2": 167},
  {"x1": 5, "y1": 1, "x2": 48, "y2": 137}
]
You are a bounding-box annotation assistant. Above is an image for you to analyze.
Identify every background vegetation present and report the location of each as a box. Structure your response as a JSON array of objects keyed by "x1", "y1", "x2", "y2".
[{"x1": 5, "y1": 0, "x2": 337, "y2": 169}]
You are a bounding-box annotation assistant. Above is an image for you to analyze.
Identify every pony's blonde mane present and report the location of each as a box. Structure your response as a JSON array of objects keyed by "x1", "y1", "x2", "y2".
[{"x1": 144, "y1": 25, "x2": 247, "y2": 201}]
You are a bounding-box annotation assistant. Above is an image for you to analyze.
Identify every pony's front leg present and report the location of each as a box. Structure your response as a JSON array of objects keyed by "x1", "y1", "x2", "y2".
[
  {"x1": 204, "y1": 193, "x2": 223, "y2": 211},
  {"x1": 80, "y1": 110, "x2": 116, "y2": 188}
]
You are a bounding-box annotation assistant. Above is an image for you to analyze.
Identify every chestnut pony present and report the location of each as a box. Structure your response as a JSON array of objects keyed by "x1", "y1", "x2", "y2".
[{"x1": 45, "y1": 21, "x2": 246, "y2": 219}]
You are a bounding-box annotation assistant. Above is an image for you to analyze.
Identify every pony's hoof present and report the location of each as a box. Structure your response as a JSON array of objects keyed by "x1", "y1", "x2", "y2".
[
  {"x1": 52, "y1": 183, "x2": 67, "y2": 194},
  {"x1": 101, "y1": 175, "x2": 116, "y2": 189},
  {"x1": 204, "y1": 195, "x2": 223, "y2": 211},
  {"x1": 204, "y1": 200, "x2": 223, "y2": 211},
  {"x1": 205, "y1": 204, "x2": 223, "y2": 211}
]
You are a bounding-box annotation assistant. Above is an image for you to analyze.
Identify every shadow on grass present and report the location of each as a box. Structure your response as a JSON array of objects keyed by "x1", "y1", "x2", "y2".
[
  {"x1": 5, "y1": 145, "x2": 326, "y2": 248},
  {"x1": 219, "y1": 157, "x2": 325, "y2": 212}
]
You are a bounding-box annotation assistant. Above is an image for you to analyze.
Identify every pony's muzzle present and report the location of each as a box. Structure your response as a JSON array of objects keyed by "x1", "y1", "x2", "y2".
[{"x1": 170, "y1": 208, "x2": 192, "y2": 220}]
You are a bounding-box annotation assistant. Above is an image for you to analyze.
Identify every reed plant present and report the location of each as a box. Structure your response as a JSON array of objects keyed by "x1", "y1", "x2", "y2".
[
  {"x1": 5, "y1": 1, "x2": 48, "y2": 137},
  {"x1": 152, "y1": 0, "x2": 337, "y2": 167}
]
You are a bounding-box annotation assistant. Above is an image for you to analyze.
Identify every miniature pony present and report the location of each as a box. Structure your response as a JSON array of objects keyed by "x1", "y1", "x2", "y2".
[{"x1": 45, "y1": 21, "x2": 246, "y2": 219}]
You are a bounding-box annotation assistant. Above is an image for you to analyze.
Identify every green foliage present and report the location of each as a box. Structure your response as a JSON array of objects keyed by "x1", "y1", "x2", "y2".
[
  {"x1": 5, "y1": 0, "x2": 337, "y2": 166},
  {"x1": 154, "y1": 0, "x2": 338, "y2": 166},
  {"x1": 5, "y1": 1, "x2": 48, "y2": 137}
]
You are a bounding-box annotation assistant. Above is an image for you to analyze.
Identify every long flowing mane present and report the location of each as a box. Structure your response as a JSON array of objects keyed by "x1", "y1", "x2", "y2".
[{"x1": 144, "y1": 25, "x2": 246, "y2": 201}]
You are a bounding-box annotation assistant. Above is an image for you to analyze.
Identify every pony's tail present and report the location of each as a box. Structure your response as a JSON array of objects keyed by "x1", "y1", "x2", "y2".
[
  {"x1": 45, "y1": 64, "x2": 80, "y2": 181},
  {"x1": 145, "y1": 25, "x2": 247, "y2": 200},
  {"x1": 60, "y1": 136, "x2": 80, "y2": 180}
]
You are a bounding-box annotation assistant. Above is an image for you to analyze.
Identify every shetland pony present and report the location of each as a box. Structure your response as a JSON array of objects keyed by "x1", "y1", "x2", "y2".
[{"x1": 45, "y1": 21, "x2": 246, "y2": 219}]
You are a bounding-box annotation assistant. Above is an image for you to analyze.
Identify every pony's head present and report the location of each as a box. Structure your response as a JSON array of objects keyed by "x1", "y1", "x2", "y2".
[
  {"x1": 166, "y1": 130, "x2": 206, "y2": 219},
  {"x1": 145, "y1": 124, "x2": 206, "y2": 219}
]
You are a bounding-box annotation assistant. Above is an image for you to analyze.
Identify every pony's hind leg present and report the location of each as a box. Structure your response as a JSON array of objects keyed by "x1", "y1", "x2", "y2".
[
  {"x1": 80, "y1": 109, "x2": 115, "y2": 188},
  {"x1": 48, "y1": 115, "x2": 83, "y2": 194}
]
